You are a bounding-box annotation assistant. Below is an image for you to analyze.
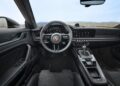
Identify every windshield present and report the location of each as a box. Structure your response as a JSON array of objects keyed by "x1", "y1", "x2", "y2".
[
  {"x1": 29, "y1": 0, "x2": 120, "y2": 22},
  {"x1": 0, "y1": 0, "x2": 120, "y2": 28}
]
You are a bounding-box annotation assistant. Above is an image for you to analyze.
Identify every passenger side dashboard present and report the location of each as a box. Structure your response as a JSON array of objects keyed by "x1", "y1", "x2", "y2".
[{"x1": 70, "y1": 26, "x2": 120, "y2": 48}]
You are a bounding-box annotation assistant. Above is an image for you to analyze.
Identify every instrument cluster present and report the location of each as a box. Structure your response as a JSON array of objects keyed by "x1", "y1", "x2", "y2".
[{"x1": 44, "y1": 25, "x2": 68, "y2": 34}]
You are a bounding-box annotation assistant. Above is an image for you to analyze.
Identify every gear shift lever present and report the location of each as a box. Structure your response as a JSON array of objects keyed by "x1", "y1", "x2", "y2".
[
  {"x1": 81, "y1": 41, "x2": 90, "y2": 56},
  {"x1": 82, "y1": 45, "x2": 87, "y2": 55},
  {"x1": 81, "y1": 44, "x2": 90, "y2": 56}
]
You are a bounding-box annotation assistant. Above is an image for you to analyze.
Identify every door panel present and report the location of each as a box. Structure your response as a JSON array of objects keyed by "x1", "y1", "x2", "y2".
[
  {"x1": 0, "y1": 45, "x2": 27, "y2": 77},
  {"x1": 0, "y1": 28, "x2": 30, "y2": 53},
  {"x1": 0, "y1": 45, "x2": 29, "y2": 86},
  {"x1": 0, "y1": 32, "x2": 22, "y2": 43},
  {"x1": 0, "y1": 28, "x2": 33, "y2": 86}
]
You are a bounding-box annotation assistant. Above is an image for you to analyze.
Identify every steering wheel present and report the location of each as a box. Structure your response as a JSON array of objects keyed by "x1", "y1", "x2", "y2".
[{"x1": 40, "y1": 21, "x2": 72, "y2": 53}]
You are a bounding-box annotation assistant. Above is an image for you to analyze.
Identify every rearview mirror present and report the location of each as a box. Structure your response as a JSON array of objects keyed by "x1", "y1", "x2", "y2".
[{"x1": 80, "y1": 0, "x2": 105, "y2": 7}]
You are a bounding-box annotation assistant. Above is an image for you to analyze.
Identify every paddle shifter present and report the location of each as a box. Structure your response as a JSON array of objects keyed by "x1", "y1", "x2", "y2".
[{"x1": 77, "y1": 44, "x2": 107, "y2": 85}]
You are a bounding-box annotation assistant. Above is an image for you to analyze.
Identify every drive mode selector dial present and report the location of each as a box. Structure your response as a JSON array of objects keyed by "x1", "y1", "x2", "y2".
[{"x1": 40, "y1": 21, "x2": 72, "y2": 53}]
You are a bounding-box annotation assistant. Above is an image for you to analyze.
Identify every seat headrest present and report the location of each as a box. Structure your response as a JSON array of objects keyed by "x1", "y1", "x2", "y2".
[{"x1": 0, "y1": 18, "x2": 8, "y2": 28}]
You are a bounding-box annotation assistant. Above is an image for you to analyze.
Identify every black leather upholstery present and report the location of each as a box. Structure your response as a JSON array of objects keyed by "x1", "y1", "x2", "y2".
[{"x1": 27, "y1": 70, "x2": 84, "y2": 86}]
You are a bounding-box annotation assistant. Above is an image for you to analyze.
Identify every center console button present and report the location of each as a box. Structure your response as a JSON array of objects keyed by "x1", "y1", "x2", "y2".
[
  {"x1": 86, "y1": 61, "x2": 93, "y2": 66},
  {"x1": 85, "y1": 58, "x2": 92, "y2": 61}
]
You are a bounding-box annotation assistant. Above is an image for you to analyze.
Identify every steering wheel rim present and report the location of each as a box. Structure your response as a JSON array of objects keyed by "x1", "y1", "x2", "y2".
[{"x1": 40, "y1": 21, "x2": 72, "y2": 53}]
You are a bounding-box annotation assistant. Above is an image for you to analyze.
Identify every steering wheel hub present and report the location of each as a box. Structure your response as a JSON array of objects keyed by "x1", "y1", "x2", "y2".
[{"x1": 51, "y1": 33, "x2": 61, "y2": 44}]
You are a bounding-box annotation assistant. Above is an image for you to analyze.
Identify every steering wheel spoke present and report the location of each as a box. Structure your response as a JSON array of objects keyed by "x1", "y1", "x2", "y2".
[
  {"x1": 53, "y1": 44, "x2": 60, "y2": 51},
  {"x1": 42, "y1": 33, "x2": 51, "y2": 39},
  {"x1": 61, "y1": 34, "x2": 69, "y2": 40},
  {"x1": 43, "y1": 33, "x2": 52, "y2": 38},
  {"x1": 53, "y1": 44, "x2": 56, "y2": 50}
]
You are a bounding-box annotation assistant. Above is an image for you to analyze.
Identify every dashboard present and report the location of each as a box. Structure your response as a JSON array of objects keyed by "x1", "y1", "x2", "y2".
[{"x1": 32, "y1": 22, "x2": 120, "y2": 48}]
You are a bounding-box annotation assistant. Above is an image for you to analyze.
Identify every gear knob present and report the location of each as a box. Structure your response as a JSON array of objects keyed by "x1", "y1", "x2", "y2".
[{"x1": 82, "y1": 45, "x2": 87, "y2": 55}]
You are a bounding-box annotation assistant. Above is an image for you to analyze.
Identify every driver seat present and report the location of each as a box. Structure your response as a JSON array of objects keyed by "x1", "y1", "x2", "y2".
[{"x1": 27, "y1": 70, "x2": 85, "y2": 86}]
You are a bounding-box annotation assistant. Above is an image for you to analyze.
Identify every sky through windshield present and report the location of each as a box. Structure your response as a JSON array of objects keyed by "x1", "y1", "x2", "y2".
[{"x1": 0, "y1": 0, "x2": 120, "y2": 24}]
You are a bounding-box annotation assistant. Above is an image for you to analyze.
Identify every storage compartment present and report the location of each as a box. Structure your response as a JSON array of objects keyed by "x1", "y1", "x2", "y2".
[{"x1": 87, "y1": 68, "x2": 101, "y2": 79}]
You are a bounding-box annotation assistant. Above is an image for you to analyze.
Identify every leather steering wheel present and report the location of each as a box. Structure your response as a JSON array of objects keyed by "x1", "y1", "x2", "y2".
[{"x1": 40, "y1": 21, "x2": 72, "y2": 53}]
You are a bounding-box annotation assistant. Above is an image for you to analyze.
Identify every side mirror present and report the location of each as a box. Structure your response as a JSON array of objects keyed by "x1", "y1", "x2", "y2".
[{"x1": 80, "y1": 0, "x2": 105, "y2": 7}]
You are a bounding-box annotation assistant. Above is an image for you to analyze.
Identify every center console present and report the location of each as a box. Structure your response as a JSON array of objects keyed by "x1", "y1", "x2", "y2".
[{"x1": 73, "y1": 44, "x2": 108, "y2": 86}]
